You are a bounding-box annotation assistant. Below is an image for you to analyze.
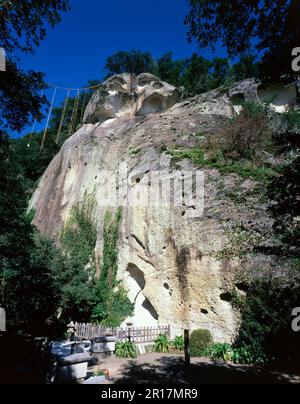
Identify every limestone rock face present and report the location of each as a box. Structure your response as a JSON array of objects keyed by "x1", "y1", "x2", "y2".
[
  {"x1": 30, "y1": 75, "x2": 291, "y2": 342},
  {"x1": 83, "y1": 73, "x2": 180, "y2": 124}
]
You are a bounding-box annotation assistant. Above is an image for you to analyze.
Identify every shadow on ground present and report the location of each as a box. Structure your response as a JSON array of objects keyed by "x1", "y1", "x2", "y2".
[{"x1": 114, "y1": 356, "x2": 299, "y2": 384}]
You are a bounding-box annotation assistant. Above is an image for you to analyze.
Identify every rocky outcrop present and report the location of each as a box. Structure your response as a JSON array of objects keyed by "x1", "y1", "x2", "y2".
[
  {"x1": 83, "y1": 73, "x2": 180, "y2": 124},
  {"x1": 29, "y1": 75, "x2": 295, "y2": 342}
]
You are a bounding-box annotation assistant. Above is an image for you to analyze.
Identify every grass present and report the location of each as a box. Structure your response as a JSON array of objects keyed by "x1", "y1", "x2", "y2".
[
  {"x1": 166, "y1": 147, "x2": 278, "y2": 182},
  {"x1": 129, "y1": 147, "x2": 141, "y2": 155}
]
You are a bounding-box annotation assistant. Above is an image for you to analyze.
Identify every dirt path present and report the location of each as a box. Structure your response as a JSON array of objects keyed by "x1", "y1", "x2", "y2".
[{"x1": 94, "y1": 353, "x2": 300, "y2": 384}]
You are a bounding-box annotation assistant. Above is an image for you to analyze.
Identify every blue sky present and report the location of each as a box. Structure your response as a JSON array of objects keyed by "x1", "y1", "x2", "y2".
[{"x1": 16, "y1": 0, "x2": 226, "y2": 136}]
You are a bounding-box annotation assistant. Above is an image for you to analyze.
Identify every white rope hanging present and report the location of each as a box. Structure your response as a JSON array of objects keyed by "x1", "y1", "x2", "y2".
[
  {"x1": 46, "y1": 82, "x2": 101, "y2": 91},
  {"x1": 27, "y1": 81, "x2": 99, "y2": 152},
  {"x1": 39, "y1": 87, "x2": 57, "y2": 152},
  {"x1": 80, "y1": 90, "x2": 88, "y2": 124},
  {"x1": 68, "y1": 89, "x2": 80, "y2": 136},
  {"x1": 27, "y1": 89, "x2": 45, "y2": 148},
  {"x1": 56, "y1": 89, "x2": 70, "y2": 145}
]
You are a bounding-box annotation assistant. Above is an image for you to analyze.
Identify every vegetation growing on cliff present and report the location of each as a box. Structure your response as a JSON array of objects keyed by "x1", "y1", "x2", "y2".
[
  {"x1": 91, "y1": 209, "x2": 133, "y2": 327},
  {"x1": 60, "y1": 199, "x2": 133, "y2": 327}
]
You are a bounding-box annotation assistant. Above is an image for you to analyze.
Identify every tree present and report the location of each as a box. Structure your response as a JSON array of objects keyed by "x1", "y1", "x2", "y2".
[
  {"x1": 155, "y1": 52, "x2": 185, "y2": 87},
  {"x1": 232, "y1": 55, "x2": 261, "y2": 82},
  {"x1": 210, "y1": 57, "x2": 232, "y2": 88},
  {"x1": 182, "y1": 53, "x2": 212, "y2": 96},
  {"x1": 0, "y1": 131, "x2": 62, "y2": 334},
  {"x1": 268, "y1": 155, "x2": 300, "y2": 255},
  {"x1": 104, "y1": 50, "x2": 155, "y2": 78},
  {"x1": 0, "y1": 0, "x2": 70, "y2": 132},
  {"x1": 185, "y1": 0, "x2": 300, "y2": 80},
  {"x1": 0, "y1": 61, "x2": 46, "y2": 132}
]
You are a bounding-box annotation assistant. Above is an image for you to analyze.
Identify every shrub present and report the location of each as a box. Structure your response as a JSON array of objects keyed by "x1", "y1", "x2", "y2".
[
  {"x1": 154, "y1": 334, "x2": 170, "y2": 353},
  {"x1": 115, "y1": 340, "x2": 137, "y2": 359},
  {"x1": 172, "y1": 335, "x2": 184, "y2": 351},
  {"x1": 221, "y1": 102, "x2": 271, "y2": 158},
  {"x1": 235, "y1": 279, "x2": 300, "y2": 368},
  {"x1": 208, "y1": 343, "x2": 233, "y2": 361},
  {"x1": 205, "y1": 343, "x2": 264, "y2": 365},
  {"x1": 190, "y1": 329, "x2": 213, "y2": 356}
]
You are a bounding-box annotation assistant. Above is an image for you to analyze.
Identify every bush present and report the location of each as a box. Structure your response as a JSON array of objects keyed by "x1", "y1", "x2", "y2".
[
  {"x1": 172, "y1": 335, "x2": 184, "y2": 351},
  {"x1": 190, "y1": 329, "x2": 213, "y2": 356},
  {"x1": 221, "y1": 102, "x2": 271, "y2": 158},
  {"x1": 208, "y1": 343, "x2": 233, "y2": 361},
  {"x1": 235, "y1": 279, "x2": 300, "y2": 369},
  {"x1": 154, "y1": 334, "x2": 170, "y2": 353},
  {"x1": 115, "y1": 340, "x2": 137, "y2": 359},
  {"x1": 205, "y1": 343, "x2": 264, "y2": 365}
]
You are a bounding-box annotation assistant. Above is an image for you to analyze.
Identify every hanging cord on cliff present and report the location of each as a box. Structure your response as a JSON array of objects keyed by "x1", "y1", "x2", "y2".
[
  {"x1": 27, "y1": 89, "x2": 45, "y2": 148},
  {"x1": 40, "y1": 87, "x2": 57, "y2": 152},
  {"x1": 68, "y1": 89, "x2": 80, "y2": 136},
  {"x1": 56, "y1": 89, "x2": 70, "y2": 145},
  {"x1": 80, "y1": 90, "x2": 88, "y2": 124}
]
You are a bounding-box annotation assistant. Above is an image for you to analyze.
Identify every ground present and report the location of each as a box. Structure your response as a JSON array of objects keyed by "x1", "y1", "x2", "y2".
[{"x1": 91, "y1": 353, "x2": 300, "y2": 385}]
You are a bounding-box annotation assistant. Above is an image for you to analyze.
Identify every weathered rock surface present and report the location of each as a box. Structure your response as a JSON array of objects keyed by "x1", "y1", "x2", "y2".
[
  {"x1": 83, "y1": 73, "x2": 180, "y2": 124},
  {"x1": 30, "y1": 76, "x2": 295, "y2": 342}
]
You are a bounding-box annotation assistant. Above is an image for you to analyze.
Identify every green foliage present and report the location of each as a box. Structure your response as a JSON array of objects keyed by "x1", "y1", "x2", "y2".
[
  {"x1": 59, "y1": 192, "x2": 98, "y2": 321},
  {"x1": 0, "y1": 61, "x2": 46, "y2": 132},
  {"x1": 167, "y1": 146, "x2": 276, "y2": 182},
  {"x1": 268, "y1": 112, "x2": 300, "y2": 255},
  {"x1": 190, "y1": 329, "x2": 213, "y2": 357},
  {"x1": 115, "y1": 340, "x2": 138, "y2": 359},
  {"x1": 205, "y1": 343, "x2": 264, "y2": 365},
  {"x1": 61, "y1": 192, "x2": 97, "y2": 269},
  {"x1": 185, "y1": 0, "x2": 298, "y2": 80},
  {"x1": 172, "y1": 335, "x2": 184, "y2": 351},
  {"x1": 155, "y1": 52, "x2": 185, "y2": 87},
  {"x1": 268, "y1": 156, "x2": 300, "y2": 254},
  {"x1": 92, "y1": 209, "x2": 133, "y2": 327},
  {"x1": 0, "y1": 1, "x2": 70, "y2": 132},
  {"x1": 103, "y1": 50, "x2": 260, "y2": 95},
  {"x1": 235, "y1": 279, "x2": 300, "y2": 368},
  {"x1": 223, "y1": 101, "x2": 271, "y2": 158},
  {"x1": 154, "y1": 334, "x2": 170, "y2": 353},
  {"x1": 129, "y1": 148, "x2": 141, "y2": 156},
  {"x1": 181, "y1": 54, "x2": 212, "y2": 96},
  {"x1": 0, "y1": 1, "x2": 70, "y2": 54},
  {"x1": 279, "y1": 111, "x2": 300, "y2": 134},
  {"x1": 207, "y1": 343, "x2": 233, "y2": 361},
  {"x1": 215, "y1": 226, "x2": 264, "y2": 260},
  {"x1": 0, "y1": 132, "x2": 65, "y2": 334},
  {"x1": 104, "y1": 50, "x2": 155, "y2": 78},
  {"x1": 13, "y1": 134, "x2": 64, "y2": 195}
]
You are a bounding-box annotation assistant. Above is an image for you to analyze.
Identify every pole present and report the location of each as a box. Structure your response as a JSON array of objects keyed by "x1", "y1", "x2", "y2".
[{"x1": 184, "y1": 329, "x2": 190, "y2": 366}]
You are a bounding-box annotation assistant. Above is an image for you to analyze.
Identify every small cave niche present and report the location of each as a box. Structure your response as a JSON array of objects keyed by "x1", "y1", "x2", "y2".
[
  {"x1": 142, "y1": 298, "x2": 159, "y2": 320},
  {"x1": 137, "y1": 94, "x2": 164, "y2": 116},
  {"x1": 136, "y1": 177, "x2": 141, "y2": 184},
  {"x1": 163, "y1": 283, "x2": 170, "y2": 290},
  {"x1": 220, "y1": 292, "x2": 232, "y2": 302},
  {"x1": 126, "y1": 263, "x2": 146, "y2": 290},
  {"x1": 236, "y1": 283, "x2": 248, "y2": 293},
  {"x1": 201, "y1": 308, "x2": 209, "y2": 315},
  {"x1": 230, "y1": 93, "x2": 246, "y2": 106}
]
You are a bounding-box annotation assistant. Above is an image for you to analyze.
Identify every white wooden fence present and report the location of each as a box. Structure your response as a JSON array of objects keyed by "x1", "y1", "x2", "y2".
[{"x1": 74, "y1": 323, "x2": 170, "y2": 343}]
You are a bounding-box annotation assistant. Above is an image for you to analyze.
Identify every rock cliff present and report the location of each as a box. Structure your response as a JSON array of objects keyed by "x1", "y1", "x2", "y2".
[{"x1": 29, "y1": 74, "x2": 298, "y2": 342}]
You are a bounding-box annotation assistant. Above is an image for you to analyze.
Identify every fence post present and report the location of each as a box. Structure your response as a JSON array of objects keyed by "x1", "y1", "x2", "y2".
[{"x1": 184, "y1": 329, "x2": 190, "y2": 366}]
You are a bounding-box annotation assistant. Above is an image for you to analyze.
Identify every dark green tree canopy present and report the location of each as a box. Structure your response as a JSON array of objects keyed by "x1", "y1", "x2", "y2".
[
  {"x1": 185, "y1": 0, "x2": 300, "y2": 80},
  {"x1": 104, "y1": 50, "x2": 155, "y2": 78},
  {"x1": 0, "y1": 0, "x2": 70, "y2": 132},
  {"x1": 0, "y1": 0, "x2": 70, "y2": 53}
]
